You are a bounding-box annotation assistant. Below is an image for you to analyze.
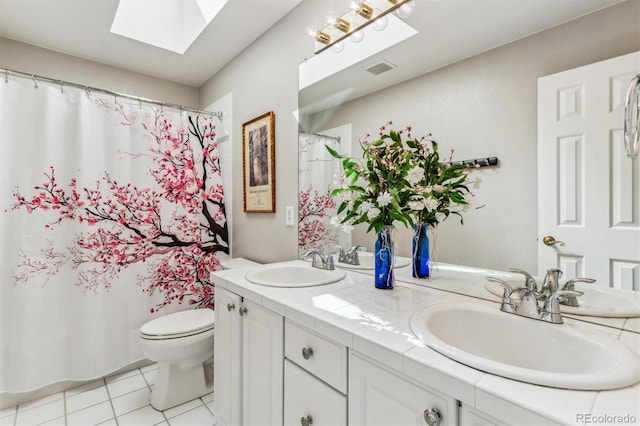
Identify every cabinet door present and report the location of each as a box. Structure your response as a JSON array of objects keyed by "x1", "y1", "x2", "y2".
[
  {"x1": 214, "y1": 287, "x2": 242, "y2": 426},
  {"x1": 459, "y1": 404, "x2": 506, "y2": 426},
  {"x1": 349, "y1": 353, "x2": 457, "y2": 426},
  {"x1": 284, "y1": 360, "x2": 347, "y2": 426},
  {"x1": 242, "y1": 299, "x2": 284, "y2": 426}
]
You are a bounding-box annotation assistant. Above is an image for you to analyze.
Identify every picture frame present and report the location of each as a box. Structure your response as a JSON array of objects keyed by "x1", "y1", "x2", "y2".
[{"x1": 242, "y1": 111, "x2": 276, "y2": 213}]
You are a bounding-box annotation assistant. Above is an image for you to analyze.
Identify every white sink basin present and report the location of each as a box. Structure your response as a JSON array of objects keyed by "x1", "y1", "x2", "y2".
[
  {"x1": 484, "y1": 279, "x2": 640, "y2": 318},
  {"x1": 410, "y1": 303, "x2": 640, "y2": 390},
  {"x1": 245, "y1": 263, "x2": 346, "y2": 288},
  {"x1": 334, "y1": 252, "x2": 410, "y2": 270}
]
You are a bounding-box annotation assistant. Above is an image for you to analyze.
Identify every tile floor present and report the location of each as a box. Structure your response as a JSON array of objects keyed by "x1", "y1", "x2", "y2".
[{"x1": 0, "y1": 364, "x2": 217, "y2": 426}]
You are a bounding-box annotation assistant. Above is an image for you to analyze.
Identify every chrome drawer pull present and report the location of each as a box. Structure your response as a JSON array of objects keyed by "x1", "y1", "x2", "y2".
[
  {"x1": 423, "y1": 407, "x2": 442, "y2": 426},
  {"x1": 301, "y1": 415, "x2": 313, "y2": 426},
  {"x1": 226, "y1": 303, "x2": 235, "y2": 311},
  {"x1": 239, "y1": 306, "x2": 248, "y2": 316},
  {"x1": 301, "y1": 346, "x2": 314, "y2": 360}
]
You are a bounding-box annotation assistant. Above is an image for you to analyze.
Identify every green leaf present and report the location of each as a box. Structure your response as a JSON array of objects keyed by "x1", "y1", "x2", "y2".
[{"x1": 325, "y1": 145, "x2": 342, "y2": 159}]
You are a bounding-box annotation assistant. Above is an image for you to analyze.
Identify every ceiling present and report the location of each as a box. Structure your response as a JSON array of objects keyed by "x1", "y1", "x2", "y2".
[
  {"x1": 0, "y1": 0, "x2": 628, "y2": 91},
  {"x1": 0, "y1": 0, "x2": 302, "y2": 87}
]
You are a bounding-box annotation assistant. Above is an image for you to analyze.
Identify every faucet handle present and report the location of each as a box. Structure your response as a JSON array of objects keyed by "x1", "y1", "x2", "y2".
[
  {"x1": 561, "y1": 277, "x2": 596, "y2": 291},
  {"x1": 541, "y1": 290, "x2": 584, "y2": 324},
  {"x1": 486, "y1": 277, "x2": 515, "y2": 313},
  {"x1": 508, "y1": 268, "x2": 538, "y2": 293},
  {"x1": 559, "y1": 278, "x2": 594, "y2": 306}
]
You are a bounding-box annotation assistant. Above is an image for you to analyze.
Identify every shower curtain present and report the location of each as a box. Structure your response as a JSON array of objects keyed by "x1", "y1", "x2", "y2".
[
  {"x1": 0, "y1": 76, "x2": 228, "y2": 393},
  {"x1": 298, "y1": 132, "x2": 349, "y2": 254}
]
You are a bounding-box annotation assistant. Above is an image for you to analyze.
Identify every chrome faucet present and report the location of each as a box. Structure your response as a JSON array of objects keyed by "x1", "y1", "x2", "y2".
[
  {"x1": 558, "y1": 277, "x2": 596, "y2": 307},
  {"x1": 337, "y1": 245, "x2": 363, "y2": 265},
  {"x1": 302, "y1": 249, "x2": 336, "y2": 270},
  {"x1": 540, "y1": 268, "x2": 563, "y2": 301},
  {"x1": 486, "y1": 267, "x2": 584, "y2": 324}
]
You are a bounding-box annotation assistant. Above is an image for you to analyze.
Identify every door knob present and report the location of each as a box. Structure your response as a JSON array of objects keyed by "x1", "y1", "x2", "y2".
[{"x1": 543, "y1": 235, "x2": 565, "y2": 247}]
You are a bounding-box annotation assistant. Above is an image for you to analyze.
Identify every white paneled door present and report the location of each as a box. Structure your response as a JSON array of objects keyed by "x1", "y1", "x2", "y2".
[{"x1": 538, "y1": 51, "x2": 640, "y2": 290}]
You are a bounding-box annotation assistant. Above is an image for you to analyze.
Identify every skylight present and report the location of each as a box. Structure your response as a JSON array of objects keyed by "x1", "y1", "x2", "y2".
[{"x1": 110, "y1": 0, "x2": 228, "y2": 54}]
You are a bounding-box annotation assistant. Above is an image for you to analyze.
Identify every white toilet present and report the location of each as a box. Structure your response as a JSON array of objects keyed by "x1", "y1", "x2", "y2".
[
  {"x1": 139, "y1": 308, "x2": 215, "y2": 411},
  {"x1": 139, "y1": 257, "x2": 260, "y2": 411}
]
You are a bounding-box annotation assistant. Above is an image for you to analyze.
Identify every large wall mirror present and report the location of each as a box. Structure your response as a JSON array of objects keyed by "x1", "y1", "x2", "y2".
[{"x1": 297, "y1": 0, "x2": 640, "y2": 330}]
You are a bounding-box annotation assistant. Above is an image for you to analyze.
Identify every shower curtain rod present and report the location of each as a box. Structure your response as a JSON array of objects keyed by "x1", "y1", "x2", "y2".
[
  {"x1": 300, "y1": 131, "x2": 341, "y2": 142},
  {"x1": 1, "y1": 67, "x2": 223, "y2": 121}
]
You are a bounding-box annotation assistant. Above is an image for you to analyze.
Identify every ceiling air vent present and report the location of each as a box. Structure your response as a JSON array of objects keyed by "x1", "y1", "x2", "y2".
[{"x1": 365, "y1": 60, "x2": 396, "y2": 76}]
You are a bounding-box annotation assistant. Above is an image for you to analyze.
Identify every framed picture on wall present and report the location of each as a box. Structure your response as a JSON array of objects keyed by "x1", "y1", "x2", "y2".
[{"x1": 242, "y1": 111, "x2": 276, "y2": 212}]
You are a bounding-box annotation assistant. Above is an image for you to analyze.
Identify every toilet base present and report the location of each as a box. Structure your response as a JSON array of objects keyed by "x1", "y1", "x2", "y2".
[{"x1": 150, "y1": 356, "x2": 214, "y2": 411}]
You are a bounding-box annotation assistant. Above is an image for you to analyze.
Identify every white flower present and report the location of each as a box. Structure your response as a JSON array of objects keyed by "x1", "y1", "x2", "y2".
[
  {"x1": 368, "y1": 207, "x2": 381, "y2": 219},
  {"x1": 424, "y1": 197, "x2": 439, "y2": 212},
  {"x1": 377, "y1": 192, "x2": 392, "y2": 207},
  {"x1": 433, "y1": 184, "x2": 445, "y2": 193},
  {"x1": 341, "y1": 191, "x2": 353, "y2": 202},
  {"x1": 330, "y1": 216, "x2": 341, "y2": 227},
  {"x1": 341, "y1": 224, "x2": 354, "y2": 233},
  {"x1": 358, "y1": 201, "x2": 374, "y2": 214},
  {"x1": 408, "y1": 200, "x2": 425, "y2": 211},
  {"x1": 406, "y1": 166, "x2": 425, "y2": 185}
]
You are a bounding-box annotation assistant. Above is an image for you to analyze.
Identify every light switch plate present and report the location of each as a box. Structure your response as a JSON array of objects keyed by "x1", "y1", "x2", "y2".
[{"x1": 286, "y1": 206, "x2": 295, "y2": 227}]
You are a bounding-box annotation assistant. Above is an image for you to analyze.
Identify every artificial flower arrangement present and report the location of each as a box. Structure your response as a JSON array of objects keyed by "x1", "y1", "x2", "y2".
[{"x1": 326, "y1": 121, "x2": 481, "y2": 286}]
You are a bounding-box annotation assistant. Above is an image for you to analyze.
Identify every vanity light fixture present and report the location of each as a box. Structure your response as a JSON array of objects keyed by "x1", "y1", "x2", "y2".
[
  {"x1": 349, "y1": 1, "x2": 374, "y2": 20},
  {"x1": 306, "y1": 27, "x2": 331, "y2": 45},
  {"x1": 326, "y1": 16, "x2": 351, "y2": 33},
  {"x1": 307, "y1": 0, "x2": 415, "y2": 54}
]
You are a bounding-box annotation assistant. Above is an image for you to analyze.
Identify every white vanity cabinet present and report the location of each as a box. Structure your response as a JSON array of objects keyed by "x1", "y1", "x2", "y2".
[
  {"x1": 214, "y1": 287, "x2": 284, "y2": 426},
  {"x1": 283, "y1": 320, "x2": 348, "y2": 426},
  {"x1": 349, "y1": 352, "x2": 458, "y2": 426}
]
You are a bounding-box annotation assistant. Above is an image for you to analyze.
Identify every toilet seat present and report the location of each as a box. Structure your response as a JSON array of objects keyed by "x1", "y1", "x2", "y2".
[{"x1": 141, "y1": 309, "x2": 215, "y2": 340}]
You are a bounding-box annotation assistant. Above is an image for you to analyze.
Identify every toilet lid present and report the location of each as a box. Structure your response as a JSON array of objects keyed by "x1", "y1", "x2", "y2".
[{"x1": 140, "y1": 308, "x2": 215, "y2": 339}]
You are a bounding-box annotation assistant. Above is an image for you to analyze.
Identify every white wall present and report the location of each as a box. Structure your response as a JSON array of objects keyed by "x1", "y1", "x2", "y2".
[
  {"x1": 201, "y1": 0, "x2": 640, "y2": 269},
  {"x1": 199, "y1": 1, "x2": 330, "y2": 263},
  {"x1": 0, "y1": 37, "x2": 199, "y2": 106}
]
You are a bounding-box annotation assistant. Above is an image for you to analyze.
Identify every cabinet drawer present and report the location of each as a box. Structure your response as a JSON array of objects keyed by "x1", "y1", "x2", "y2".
[
  {"x1": 284, "y1": 320, "x2": 347, "y2": 393},
  {"x1": 284, "y1": 360, "x2": 347, "y2": 426}
]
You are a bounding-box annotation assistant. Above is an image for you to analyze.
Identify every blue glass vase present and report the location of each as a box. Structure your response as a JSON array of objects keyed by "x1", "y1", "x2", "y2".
[
  {"x1": 412, "y1": 223, "x2": 430, "y2": 278},
  {"x1": 374, "y1": 226, "x2": 395, "y2": 289}
]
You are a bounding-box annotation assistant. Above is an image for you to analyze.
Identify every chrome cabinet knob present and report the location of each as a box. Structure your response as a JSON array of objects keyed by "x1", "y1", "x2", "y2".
[
  {"x1": 226, "y1": 303, "x2": 235, "y2": 311},
  {"x1": 301, "y1": 347, "x2": 314, "y2": 360},
  {"x1": 423, "y1": 407, "x2": 442, "y2": 426},
  {"x1": 300, "y1": 415, "x2": 313, "y2": 426},
  {"x1": 543, "y1": 235, "x2": 565, "y2": 246},
  {"x1": 239, "y1": 307, "x2": 248, "y2": 316}
]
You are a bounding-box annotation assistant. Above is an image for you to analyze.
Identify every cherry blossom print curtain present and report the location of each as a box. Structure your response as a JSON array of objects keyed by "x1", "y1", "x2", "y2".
[
  {"x1": 0, "y1": 76, "x2": 228, "y2": 393},
  {"x1": 298, "y1": 132, "x2": 350, "y2": 255}
]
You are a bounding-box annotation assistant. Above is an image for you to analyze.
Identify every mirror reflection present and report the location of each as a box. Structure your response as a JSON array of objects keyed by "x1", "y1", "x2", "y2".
[{"x1": 297, "y1": 0, "x2": 640, "y2": 329}]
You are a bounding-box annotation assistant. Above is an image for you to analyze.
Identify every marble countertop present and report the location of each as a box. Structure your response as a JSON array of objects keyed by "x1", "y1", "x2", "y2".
[{"x1": 211, "y1": 260, "x2": 640, "y2": 426}]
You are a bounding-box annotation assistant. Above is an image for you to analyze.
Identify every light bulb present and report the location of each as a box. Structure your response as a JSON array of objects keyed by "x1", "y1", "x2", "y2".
[
  {"x1": 331, "y1": 41, "x2": 345, "y2": 53},
  {"x1": 372, "y1": 9, "x2": 387, "y2": 31},
  {"x1": 350, "y1": 30, "x2": 364, "y2": 43},
  {"x1": 395, "y1": 0, "x2": 415, "y2": 18}
]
